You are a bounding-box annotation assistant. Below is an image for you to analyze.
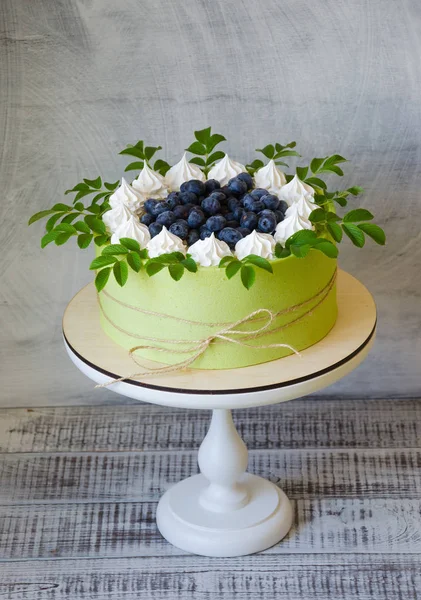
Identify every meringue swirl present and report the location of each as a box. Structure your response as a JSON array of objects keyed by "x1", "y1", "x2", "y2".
[
  {"x1": 102, "y1": 202, "x2": 133, "y2": 233},
  {"x1": 278, "y1": 174, "x2": 314, "y2": 206},
  {"x1": 132, "y1": 163, "x2": 168, "y2": 200},
  {"x1": 146, "y1": 226, "x2": 186, "y2": 258},
  {"x1": 274, "y1": 203, "x2": 314, "y2": 246},
  {"x1": 164, "y1": 153, "x2": 205, "y2": 191},
  {"x1": 253, "y1": 160, "x2": 286, "y2": 195},
  {"x1": 110, "y1": 215, "x2": 151, "y2": 247},
  {"x1": 188, "y1": 232, "x2": 232, "y2": 267},
  {"x1": 208, "y1": 154, "x2": 246, "y2": 186},
  {"x1": 235, "y1": 230, "x2": 275, "y2": 261}
]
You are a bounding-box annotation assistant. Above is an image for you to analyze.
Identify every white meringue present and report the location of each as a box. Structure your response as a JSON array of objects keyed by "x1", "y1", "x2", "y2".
[
  {"x1": 274, "y1": 203, "x2": 314, "y2": 246},
  {"x1": 146, "y1": 226, "x2": 186, "y2": 258},
  {"x1": 286, "y1": 193, "x2": 318, "y2": 220},
  {"x1": 102, "y1": 202, "x2": 133, "y2": 233},
  {"x1": 278, "y1": 174, "x2": 315, "y2": 206},
  {"x1": 164, "y1": 152, "x2": 205, "y2": 191},
  {"x1": 110, "y1": 215, "x2": 151, "y2": 247},
  {"x1": 253, "y1": 160, "x2": 286, "y2": 195},
  {"x1": 208, "y1": 154, "x2": 246, "y2": 186},
  {"x1": 109, "y1": 177, "x2": 145, "y2": 214},
  {"x1": 132, "y1": 163, "x2": 168, "y2": 199},
  {"x1": 188, "y1": 233, "x2": 232, "y2": 267},
  {"x1": 235, "y1": 230, "x2": 275, "y2": 261}
]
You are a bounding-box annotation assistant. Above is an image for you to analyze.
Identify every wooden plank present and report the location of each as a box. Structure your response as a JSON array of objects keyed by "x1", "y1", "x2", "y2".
[
  {"x1": 1, "y1": 498, "x2": 420, "y2": 560},
  {"x1": 0, "y1": 448, "x2": 420, "y2": 504},
  {"x1": 1, "y1": 398, "x2": 421, "y2": 453},
  {"x1": 0, "y1": 555, "x2": 419, "y2": 600}
]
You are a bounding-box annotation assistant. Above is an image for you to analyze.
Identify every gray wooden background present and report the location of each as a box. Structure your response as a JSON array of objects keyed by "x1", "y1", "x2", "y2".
[{"x1": 1, "y1": 0, "x2": 420, "y2": 407}]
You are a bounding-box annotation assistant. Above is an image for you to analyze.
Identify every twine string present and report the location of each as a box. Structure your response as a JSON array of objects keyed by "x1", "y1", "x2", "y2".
[{"x1": 95, "y1": 269, "x2": 337, "y2": 387}]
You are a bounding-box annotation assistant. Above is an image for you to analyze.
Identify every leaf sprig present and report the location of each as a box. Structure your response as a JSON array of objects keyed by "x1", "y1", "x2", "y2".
[
  {"x1": 146, "y1": 252, "x2": 198, "y2": 281},
  {"x1": 218, "y1": 254, "x2": 273, "y2": 289},
  {"x1": 247, "y1": 141, "x2": 300, "y2": 174},
  {"x1": 90, "y1": 238, "x2": 148, "y2": 292},
  {"x1": 308, "y1": 208, "x2": 385, "y2": 247},
  {"x1": 274, "y1": 230, "x2": 339, "y2": 260},
  {"x1": 185, "y1": 127, "x2": 226, "y2": 176},
  {"x1": 119, "y1": 140, "x2": 170, "y2": 175}
]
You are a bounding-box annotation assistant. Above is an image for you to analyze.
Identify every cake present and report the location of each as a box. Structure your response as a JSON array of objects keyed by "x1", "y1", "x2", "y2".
[{"x1": 30, "y1": 127, "x2": 385, "y2": 372}]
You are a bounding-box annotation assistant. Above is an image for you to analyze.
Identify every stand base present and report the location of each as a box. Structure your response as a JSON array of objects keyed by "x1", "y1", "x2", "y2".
[{"x1": 156, "y1": 473, "x2": 293, "y2": 557}]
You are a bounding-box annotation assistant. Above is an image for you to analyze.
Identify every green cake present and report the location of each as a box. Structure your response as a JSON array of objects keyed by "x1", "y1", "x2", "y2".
[{"x1": 30, "y1": 127, "x2": 385, "y2": 373}]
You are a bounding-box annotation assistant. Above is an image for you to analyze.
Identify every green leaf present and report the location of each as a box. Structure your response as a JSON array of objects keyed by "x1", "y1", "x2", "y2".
[
  {"x1": 83, "y1": 176, "x2": 102, "y2": 189},
  {"x1": 247, "y1": 159, "x2": 264, "y2": 171},
  {"x1": 194, "y1": 127, "x2": 212, "y2": 144},
  {"x1": 332, "y1": 195, "x2": 348, "y2": 207},
  {"x1": 207, "y1": 134, "x2": 226, "y2": 153},
  {"x1": 127, "y1": 252, "x2": 142, "y2": 272},
  {"x1": 327, "y1": 222, "x2": 343, "y2": 243},
  {"x1": 309, "y1": 208, "x2": 328, "y2": 223},
  {"x1": 77, "y1": 233, "x2": 93, "y2": 249},
  {"x1": 189, "y1": 157, "x2": 206, "y2": 167},
  {"x1": 256, "y1": 144, "x2": 275, "y2": 159},
  {"x1": 65, "y1": 183, "x2": 89, "y2": 195},
  {"x1": 95, "y1": 267, "x2": 111, "y2": 293},
  {"x1": 74, "y1": 202, "x2": 85, "y2": 212},
  {"x1": 243, "y1": 255, "x2": 273, "y2": 273},
  {"x1": 86, "y1": 204, "x2": 101, "y2": 214},
  {"x1": 154, "y1": 159, "x2": 171, "y2": 175},
  {"x1": 138, "y1": 248, "x2": 148, "y2": 259},
  {"x1": 186, "y1": 141, "x2": 207, "y2": 156},
  {"x1": 313, "y1": 241, "x2": 338, "y2": 258},
  {"x1": 305, "y1": 176, "x2": 327, "y2": 190},
  {"x1": 45, "y1": 213, "x2": 62, "y2": 232},
  {"x1": 326, "y1": 212, "x2": 341, "y2": 222},
  {"x1": 119, "y1": 237, "x2": 141, "y2": 252},
  {"x1": 102, "y1": 244, "x2": 129, "y2": 255},
  {"x1": 290, "y1": 244, "x2": 311, "y2": 258},
  {"x1": 296, "y1": 166, "x2": 308, "y2": 180},
  {"x1": 274, "y1": 161, "x2": 289, "y2": 168},
  {"x1": 146, "y1": 261, "x2": 165, "y2": 277},
  {"x1": 92, "y1": 192, "x2": 110, "y2": 204},
  {"x1": 120, "y1": 147, "x2": 145, "y2": 160},
  {"x1": 206, "y1": 151, "x2": 225, "y2": 164},
  {"x1": 325, "y1": 154, "x2": 347, "y2": 165},
  {"x1": 60, "y1": 213, "x2": 79, "y2": 224},
  {"x1": 342, "y1": 223, "x2": 365, "y2": 247},
  {"x1": 104, "y1": 181, "x2": 120, "y2": 191},
  {"x1": 52, "y1": 203, "x2": 71, "y2": 212},
  {"x1": 74, "y1": 221, "x2": 91, "y2": 234},
  {"x1": 347, "y1": 186, "x2": 364, "y2": 196},
  {"x1": 274, "y1": 243, "x2": 291, "y2": 259},
  {"x1": 240, "y1": 265, "x2": 256, "y2": 289},
  {"x1": 144, "y1": 145, "x2": 162, "y2": 161},
  {"x1": 310, "y1": 157, "x2": 325, "y2": 173},
  {"x1": 124, "y1": 161, "x2": 144, "y2": 172},
  {"x1": 343, "y1": 209, "x2": 374, "y2": 223},
  {"x1": 285, "y1": 229, "x2": 317, "y2": 248},
  {"x1": 113, "y1": 260, "x2": 129, "y2": 286},
  {"x1": 325, "y1": 165, "x2": 344, "y2": 176},
  {"x1": 89, "y1": 255, "x2": 118, "y2": 270},
  {"x1": 219, "y1": 256, "x2": 236, "y2": 268},
  {"x1": 226, "y1": 260, "x2": 242, "y2": 279},
  {"x1": 357, "y1": 223, "x2": 386, "y2": 245},
  {"x1": 168, "y1": 263, "x2": 184, "y2": 281},
  {"x1": 74, "y1": 189, "x2": 96, "y2": 203},
  {"x1": 28, "y1": 209, "x2": 55, "y2": 225},
  {"x1": 41, "y1": 230, "x2": 60, "y2": 248},
  {"x1": 55, "y1": 232, "x2": 73, "y2": 246},
  {"x1": 182, "y1": 256, "x2": 198, "y2": 273},
  {"x1": 84, "y1": 215, "x2": 106, "y2": 234},
  {"x1": 55, "y1": 223, "x2": 77, "y2": 234},
  {"x1": 94, "y1": 234, "x2": 110, "y2": 247}
]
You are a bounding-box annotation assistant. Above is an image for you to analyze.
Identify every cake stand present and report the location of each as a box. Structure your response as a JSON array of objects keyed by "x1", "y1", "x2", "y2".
[{"x1": 63, "y1": 270, "x2": 376, "y2": 557}]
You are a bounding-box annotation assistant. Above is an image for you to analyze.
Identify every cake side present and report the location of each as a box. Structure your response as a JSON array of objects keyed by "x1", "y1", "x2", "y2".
[{"x1": 98, "y1": 250, "x2": 337, "y2": 370}]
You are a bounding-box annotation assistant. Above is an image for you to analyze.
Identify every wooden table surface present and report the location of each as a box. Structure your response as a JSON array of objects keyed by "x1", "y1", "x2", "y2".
[{"x1": 0, "y1": 397, "x2": 420, "y2": 599}]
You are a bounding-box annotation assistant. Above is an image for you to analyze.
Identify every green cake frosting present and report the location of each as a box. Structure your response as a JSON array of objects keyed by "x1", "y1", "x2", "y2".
[{"x1": 98, "y1": 250, "x2": 337, "y2": 370}]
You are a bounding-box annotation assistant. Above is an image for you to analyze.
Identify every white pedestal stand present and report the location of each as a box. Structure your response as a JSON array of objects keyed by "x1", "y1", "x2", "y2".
[{"x1": 62, "y1": 270, "x2": 376, "y2": 557}]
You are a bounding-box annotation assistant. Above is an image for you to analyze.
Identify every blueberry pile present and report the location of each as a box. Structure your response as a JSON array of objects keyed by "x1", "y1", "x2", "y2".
[{"x1": 140, "y1": 173, "x2": 289, "y2": 249}]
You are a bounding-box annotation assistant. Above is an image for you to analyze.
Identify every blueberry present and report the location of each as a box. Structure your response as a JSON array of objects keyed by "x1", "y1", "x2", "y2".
[
  {"x1": 278, "y1": 200, "x2": 289, "y2": 213},
  {"x1": 237, "y1": 227, "x2": 251, "y2": 237},
  {"x1": 156, "y1": 210, "x2": 176, "y2": 227},
  {"x1": 187, "y1": 229, "x2": 200, "y2": 246},
  {"x1": 226, "y1": 220, "x2": 239, "y2": 228},
  {"x1": 173, "y1": 204, "x2": 191, "y2": 219},
  {"x1": 243, "y1": 194, "x2": 265, "y2": 213},
  {"x1": 150, "y1": 201, "x2": 170, "y2": 216},
  {"x1": 201, "y1": 196, "x2": 221, "y2": 216},
  {"x1": 219, "y1": 227, "x2": 243, "y2": 248},
  {"x1": 206, "y1": 215, "x2": 227, "y2": 232},
  {"x1": 140, "y1": 213, "x2": 154, "y2": 226},
  {"x1": 227, "y1": 177, "x2": 248, "y2": 197},
  {"x1": 180, "y1": 179, "x2": 206, "y2": 196},
  {"x1": 275, "y1": 210, "x2": 285, "y2": 223},
  {"x1": 220, "y1": 186, "x2": 231, "y2": 197},
  {"x1": 233, "y1": 206, "x2": 245, "y2": 221},
  {"x1": 258, "y1": 211, "x2": 277, "y2": 233},
  {"x1": 220, "y1": 205, "x2": 229, "y2": 216},
  {"x1": 149, "y1": 222, "x2": 163, "y2": 237},
  {"x1": 261, "y1": 193, "x2": 280, "y2": 211},
  {"x1": 205, "y1": 179, "x2": 221, "y2": 194},
  {"x1": 188, "y1": 207, "x2": 206, "y2": 228},
  {"x1": 209, "y1": 191, "x2": 227, "y2": 204},
  {"x1": 179, "y1": 191, "x2": 199, "y2": 205},
  {"x1": 250, "y1": 188, "x2": 268, "y2": 199},
  {"x1": 227, "y1": 197, "x2": 242, "y2": 212},
  {"x1": 200, "y1": 227, "x2": 213, "y2": 240},
  {"x1": 169, "y1": 221, "x2": 189, "y2": 240},
  {"x1": 144, "y1": 199, "x2": 157, "y2": 214},
  {"x1": 166, "y1": 192, "x2": 180, "y2": 209},
  {"x1": 236, "y1": 172, "x2": 254, "y2": 190},
  {"x1": 240, "y1": 211, "x2": 258, "y2": 230}
]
